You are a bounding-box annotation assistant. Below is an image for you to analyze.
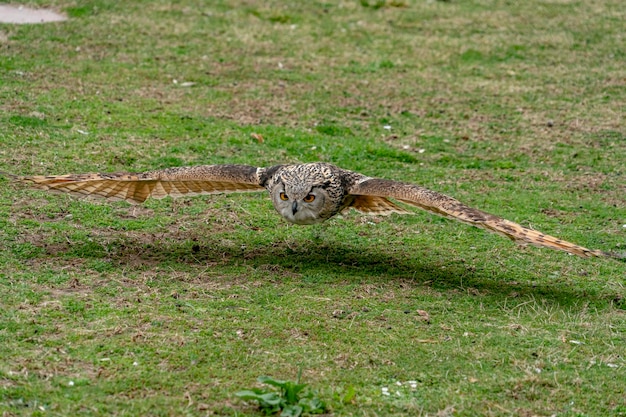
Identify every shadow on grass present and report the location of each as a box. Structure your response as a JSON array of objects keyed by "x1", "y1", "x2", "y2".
[{"x1": 25, "y1": 230, "x2": 618, "y2": 309}]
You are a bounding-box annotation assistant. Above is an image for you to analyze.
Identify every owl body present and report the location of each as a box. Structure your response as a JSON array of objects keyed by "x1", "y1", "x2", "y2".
[{"x1": 3, "y1": 162, "x2": 615, "y2": 259}]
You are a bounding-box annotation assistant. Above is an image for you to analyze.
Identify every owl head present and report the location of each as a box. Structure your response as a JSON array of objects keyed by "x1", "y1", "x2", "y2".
[
  {"x1": 268, "y1": 164, "x2": 340, "y2": 225},
  {"x1": 269, "y1": 180, "x2": 329, "y2": 225}
]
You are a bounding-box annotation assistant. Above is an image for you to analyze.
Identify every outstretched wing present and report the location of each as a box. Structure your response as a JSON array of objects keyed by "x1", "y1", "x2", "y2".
[
  {"x1": 343, "y1": 195, "x2": 411, "y2": 216},
  {"x1": 6, "y1": 165, "x2": 265, "y2": 204},
  {"x1": 348, "y1": 177, "x2": 609, "y2": 258}
]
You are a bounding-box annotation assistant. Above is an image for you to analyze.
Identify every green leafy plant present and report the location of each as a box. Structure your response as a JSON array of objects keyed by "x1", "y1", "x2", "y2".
[
  {"x1": 236, "y1": 376, "x2": 327, "y2": 416},
  {"x1": 334, "y1": 385, "x2": 357, "y2": 405}
]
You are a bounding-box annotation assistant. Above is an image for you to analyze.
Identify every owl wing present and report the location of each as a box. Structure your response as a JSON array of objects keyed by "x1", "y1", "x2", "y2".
[
  {"x1": 348, "y1": 177, "x2": 610, "y2": 259},
  {"x1": 5, "y1": 165, "x2": 265, "y2": 204},
  {"x1": 342, "y1": 195, "x2": 411, "y2": 216}
]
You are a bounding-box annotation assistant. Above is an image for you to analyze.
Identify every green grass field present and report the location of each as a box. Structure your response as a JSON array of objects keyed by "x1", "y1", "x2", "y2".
[{"x1": 1, "y1": 0, "x2": 624, "y2": 415}]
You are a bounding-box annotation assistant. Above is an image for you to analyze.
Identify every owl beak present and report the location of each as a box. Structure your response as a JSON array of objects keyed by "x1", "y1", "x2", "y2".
[{"x1": 292, "y1": 201, "x2": 299, "y2": 215}]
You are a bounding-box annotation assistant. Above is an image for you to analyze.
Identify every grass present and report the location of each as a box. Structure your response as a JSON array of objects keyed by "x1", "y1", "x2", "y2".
[{"x1": 0, "y1": 0, "x2": 624, "y2": 415}]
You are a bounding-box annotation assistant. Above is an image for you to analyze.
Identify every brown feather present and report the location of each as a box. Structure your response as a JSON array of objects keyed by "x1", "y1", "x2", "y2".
[
  {"x1": 345, "y1": 195, "x2": 411, "y2": 216},
  {"x1": 349, "y1": 178, "x2": 609, "y2": 258},
  {"x1": 8, "y1": 165, "x2": 265, "y2": 204}
]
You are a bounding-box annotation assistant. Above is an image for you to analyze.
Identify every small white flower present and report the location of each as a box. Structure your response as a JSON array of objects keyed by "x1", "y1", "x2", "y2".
[
  {"x1": 383, "y1": 125, "x2": 392, "y2": 130},
  {"x1": 68, "y1": 380, "x2": 74, "y2": 386}
]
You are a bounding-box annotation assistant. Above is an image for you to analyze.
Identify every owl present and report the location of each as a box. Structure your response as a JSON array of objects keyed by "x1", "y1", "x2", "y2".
[{"x1": 2, "y1": 162, "x2": 615, "y2": 259}]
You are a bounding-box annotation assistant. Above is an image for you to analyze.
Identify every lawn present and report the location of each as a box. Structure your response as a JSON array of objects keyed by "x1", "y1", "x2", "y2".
[{"x1": 0, "y1": 0, "x2": 624, "y2": 416}]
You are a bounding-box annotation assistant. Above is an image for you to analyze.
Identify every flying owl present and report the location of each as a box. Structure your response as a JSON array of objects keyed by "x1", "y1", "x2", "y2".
[{"x1": 2, "y1": 162, "x2": 614, "y2": 259}]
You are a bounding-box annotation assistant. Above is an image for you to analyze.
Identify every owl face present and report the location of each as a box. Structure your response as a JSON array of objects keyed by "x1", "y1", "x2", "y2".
[{"x1": 270, "y1": 183, "x2": 328, "y2": 225}]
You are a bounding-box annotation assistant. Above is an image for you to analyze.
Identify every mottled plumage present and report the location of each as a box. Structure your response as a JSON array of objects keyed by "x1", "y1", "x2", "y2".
[{"x1": 2, "y1": 162, "x2": 614, "y2": 259}]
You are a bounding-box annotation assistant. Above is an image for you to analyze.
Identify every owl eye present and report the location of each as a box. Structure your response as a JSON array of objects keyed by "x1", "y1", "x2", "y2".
[
  {"x1": 279, "y1": 192, "x2": 289, "y2": 201},
  {"x1": 303, "y1": 194, "x2": 315, "y2": 203}
]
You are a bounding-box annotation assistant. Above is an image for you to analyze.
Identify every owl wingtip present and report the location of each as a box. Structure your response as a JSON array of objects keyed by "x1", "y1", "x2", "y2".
[
  {"x1": 603, "y1": 250, "x2": 626, "y2": 262},
  {"x1": 0, "y1": 171, "x2": 19, "y2": 180},
  {"x1": 573, "y1": 247, "x2": 626, "y2": 262}
]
